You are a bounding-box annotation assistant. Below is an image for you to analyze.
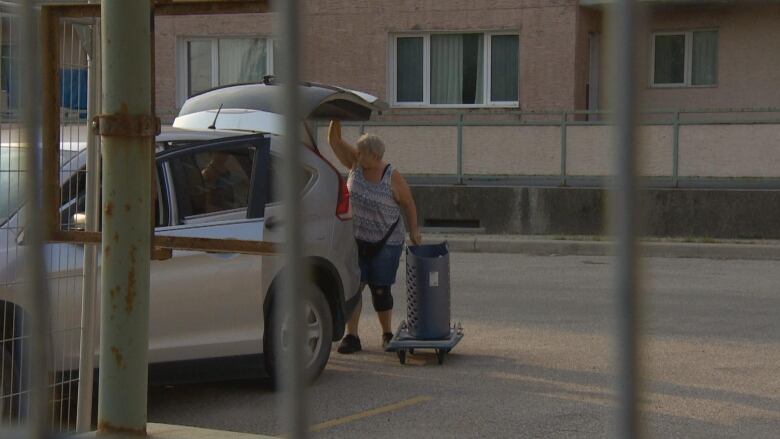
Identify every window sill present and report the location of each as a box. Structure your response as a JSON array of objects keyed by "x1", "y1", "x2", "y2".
[
  {"x1": 649, "y1": 84, "x2": 718, "y2": 89},
  {"x1": 390, "y1": 103, "x2": 520, "y2": 109}
]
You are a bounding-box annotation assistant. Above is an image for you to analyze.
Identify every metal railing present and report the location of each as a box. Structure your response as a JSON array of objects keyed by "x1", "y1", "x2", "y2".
[{"x1": 321, "y1": 107, "x2": 780, "y2": 189}]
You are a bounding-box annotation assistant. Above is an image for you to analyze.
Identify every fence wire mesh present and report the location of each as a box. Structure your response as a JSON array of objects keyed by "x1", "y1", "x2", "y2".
[{"x1": 1, "y1": 10, "x2": 100, "y2": 435}]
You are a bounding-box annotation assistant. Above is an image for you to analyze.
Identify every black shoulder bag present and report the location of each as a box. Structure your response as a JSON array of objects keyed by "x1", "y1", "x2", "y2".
[{"x1": 356, "y1": 218, "x2": 400, "y2": 259}]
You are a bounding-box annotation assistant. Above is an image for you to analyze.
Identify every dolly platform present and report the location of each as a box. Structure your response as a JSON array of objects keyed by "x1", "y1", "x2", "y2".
[{"x1": 384, "y1": 320, "x2": 464, "y2": 365}]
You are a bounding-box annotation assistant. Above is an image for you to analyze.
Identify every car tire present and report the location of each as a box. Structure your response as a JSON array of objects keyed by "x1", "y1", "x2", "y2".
[{"x1": 263, "y1": 285, "x2": 333, "y2": 388}]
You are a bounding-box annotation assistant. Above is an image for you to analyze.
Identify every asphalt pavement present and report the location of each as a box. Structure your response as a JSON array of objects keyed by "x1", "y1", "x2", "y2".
[{"x1": 147, "y1": 253, "x2": 780, "y2": 438}]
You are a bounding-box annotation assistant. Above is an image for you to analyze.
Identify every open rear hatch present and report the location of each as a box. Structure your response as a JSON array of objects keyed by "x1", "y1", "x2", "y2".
[{"x1": 172, "y1": 80, "x2": 386, "y2": 138}]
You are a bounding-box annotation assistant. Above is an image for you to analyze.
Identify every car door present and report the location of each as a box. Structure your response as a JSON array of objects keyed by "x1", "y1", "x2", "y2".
[{"x1": 150, "y1": 135, "x2": 271, "y2": 362}]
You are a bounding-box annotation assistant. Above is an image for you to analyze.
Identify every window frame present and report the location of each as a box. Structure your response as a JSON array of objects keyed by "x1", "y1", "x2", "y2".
[
  {"x1": 650, "y1": 29, "x2": 718, "y2": 88},
  {"x1": 388, "y1": 31, "x2": 520, "y2": 108},
  {"x1": 157, "y1": 134, "x2": 270, "y2": 225},
  {"x1": 177, "y1": 36, "x2": 275, "y2": 107}
]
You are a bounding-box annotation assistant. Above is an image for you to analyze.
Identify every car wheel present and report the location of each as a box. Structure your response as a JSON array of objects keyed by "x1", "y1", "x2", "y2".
[{"x1": 264, "y1": 285, "x2": 333, "y2": 387}]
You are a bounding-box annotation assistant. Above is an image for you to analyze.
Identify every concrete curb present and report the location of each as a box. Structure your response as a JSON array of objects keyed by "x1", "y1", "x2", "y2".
[
  {"x1": 74, "y1": 423, "x2": 278, "y2": 439},
  {"x1": 424, "y1": 236, "x2": 780, "y2": 261}
]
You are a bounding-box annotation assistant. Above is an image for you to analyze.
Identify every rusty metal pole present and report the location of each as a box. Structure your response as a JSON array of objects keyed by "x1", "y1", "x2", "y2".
[{"x1": 96, "y1": 0, "x2": 154, "y2": 435}]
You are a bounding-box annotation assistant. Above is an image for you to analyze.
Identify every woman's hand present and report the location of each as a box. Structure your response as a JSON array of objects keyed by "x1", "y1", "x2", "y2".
[{"x1": 410, "y1": 229, "x2": 422, "y2": 246}]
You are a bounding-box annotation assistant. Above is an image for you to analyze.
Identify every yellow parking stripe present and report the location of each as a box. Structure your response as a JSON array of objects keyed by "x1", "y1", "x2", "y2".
[{"x1": 309, "y1": 395, "x2": 433, "y2": 433}]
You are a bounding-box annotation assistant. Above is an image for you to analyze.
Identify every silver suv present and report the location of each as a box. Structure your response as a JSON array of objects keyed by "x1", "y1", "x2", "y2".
[{"x1": 0, "y1": 82, "x2": 379, "y2": 406}]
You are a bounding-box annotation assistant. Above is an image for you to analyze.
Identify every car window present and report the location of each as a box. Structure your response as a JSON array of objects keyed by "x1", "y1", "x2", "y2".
[
  {"x1": 0, "y1": 148, "x2": 24, "y2": 226},
  {"x1": 58, "y1": 165, "x2": 166, "y2": 230},
  {"x1": 266, "y1": 156, "x2": 314, "y2": 204},
  {"x1": 168, "y1": 146, "x2": 254, "y2": 220},
  {"x1": 59, "y1": 166, "x2": 88, "y2": 229}
]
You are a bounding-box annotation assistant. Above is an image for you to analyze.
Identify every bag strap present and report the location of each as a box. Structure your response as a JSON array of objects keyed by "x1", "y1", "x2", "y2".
[
  {"x1": 376, "y1": 217, "x2": 400, "y2": 247},
  {"x1": 373, "y1": 163, "x2": 398, "y2": 246}
]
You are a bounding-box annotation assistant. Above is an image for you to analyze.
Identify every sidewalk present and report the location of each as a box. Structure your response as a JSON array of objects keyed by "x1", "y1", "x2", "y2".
[
  {"x1": 422, "y1": 234, "x2": 780, "y2": 260},
  {"x1": 74, "y1": 423, "x2": 276, "y2": 439}
]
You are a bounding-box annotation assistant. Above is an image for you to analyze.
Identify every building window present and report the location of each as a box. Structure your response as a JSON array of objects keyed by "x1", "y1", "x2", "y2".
[
  {"x1": 391, "y1": 32, "x2": 519, "y2": 107},
  {"x1": 652, "y1": 30, "x2": 717, "y2": 87},
  {"x1": 179, "y1": 37, "x2": 274, "y2": 104},
  {"x1": 1, "y1": 15, "x2": 20, "y2": 115}
]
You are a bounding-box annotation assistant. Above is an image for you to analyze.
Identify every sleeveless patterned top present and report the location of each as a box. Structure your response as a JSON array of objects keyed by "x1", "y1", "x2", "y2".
[{"x1": 347, "y1": 164, "x2": 405, "y2": 246}]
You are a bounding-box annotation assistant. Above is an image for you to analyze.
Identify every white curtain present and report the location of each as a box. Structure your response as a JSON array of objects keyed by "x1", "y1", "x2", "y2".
[
  {"x1": 692, "y1": 31, "x2": 717, "y2": 85},
  {"x1": 431, "y1": 35, "x2": 463, "y2": 104},
  {"x1": 475, "y1": 35, "x2": 484, "y2": 104},
  {"x1": 218, "y1": 38, "x2": 267, "y2": 86}
]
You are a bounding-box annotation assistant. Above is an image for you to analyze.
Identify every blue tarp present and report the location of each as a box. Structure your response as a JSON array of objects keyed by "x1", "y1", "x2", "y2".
[{"x1": 60, "y1": 68, "x2": 88, "y2": 111}]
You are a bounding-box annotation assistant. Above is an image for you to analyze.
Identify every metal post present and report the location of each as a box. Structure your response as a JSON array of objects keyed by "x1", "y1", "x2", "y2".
[
  {"x1": 610, "y1": 0, "x2": 640, "y2": 438},
  {"x1": 457, "y1": 114, "x2": 464, "y2": 184},
  {"x1": 97, "y1": 0, "x2": 153, "y2": 435},
  {"x1": 21, "y1": 1, "x2": 51, "y2": 438},
  {"x1": 560, "y1": 111, "x2": 568, "y2": 186},
  {"x1": 276, "y1": 0, "x2": 308, "y2": 437},
  {"x1": 76, "y1": 17, "x2": 100, "y2": 434},
  {"x1": 672, "y1": 111, "x2": 679, "y2": 188}
]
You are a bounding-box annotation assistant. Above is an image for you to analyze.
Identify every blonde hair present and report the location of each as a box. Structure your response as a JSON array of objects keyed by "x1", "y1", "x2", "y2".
[{"x1": 356, "y1": 133, "x2": 385, "y2": 159}]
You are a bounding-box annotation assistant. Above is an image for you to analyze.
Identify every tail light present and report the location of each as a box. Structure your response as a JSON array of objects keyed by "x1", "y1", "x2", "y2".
[
  {"x1": 315, "y1": 149, "x2": 352, "y2": 221},
  {"x1": 336, "y1": 174, "x2": 352, "y2": 221}
]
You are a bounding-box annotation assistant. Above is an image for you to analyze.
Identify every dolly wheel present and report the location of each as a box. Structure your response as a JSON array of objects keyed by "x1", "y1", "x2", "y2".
[
  {"x1": 436, "y1": 349, "x2": 445, "y2": 365},
  {"x1": 397, "y1": 350, "x2": 406, "y2": 364}
]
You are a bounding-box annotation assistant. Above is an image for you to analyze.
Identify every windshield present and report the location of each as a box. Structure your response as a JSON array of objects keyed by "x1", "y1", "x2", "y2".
[{"x1": 0, "y1": 147, "x2": 25, "y2": 225}]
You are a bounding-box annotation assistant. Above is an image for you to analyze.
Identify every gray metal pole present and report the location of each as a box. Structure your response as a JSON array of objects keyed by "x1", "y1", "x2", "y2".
[
  {"x1": 76, "y1": 17, "x2": 101, "y2": 434},
  {"x1": 20, "y1": 1, "x2": 51, "y2": 438},
  {"x1": 276, "y1": 0, "x2": 308, "y2": 437},
  {"x1": 97, "y1": 0, "x2": 153, "y2": 434},
  {"x1": 610, "y1": 0, "x2": 640, "y2": 438}
]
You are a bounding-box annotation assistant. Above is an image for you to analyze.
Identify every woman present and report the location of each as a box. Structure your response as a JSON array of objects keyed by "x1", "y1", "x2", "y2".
[{"x1": 328, "y1": 120, "x2": 422, "y2": 354}]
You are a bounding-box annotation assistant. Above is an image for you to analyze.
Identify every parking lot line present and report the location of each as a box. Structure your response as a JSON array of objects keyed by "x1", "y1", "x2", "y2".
[{"x1": 309, "y1": 395, "x2": 433, "y2": 433}]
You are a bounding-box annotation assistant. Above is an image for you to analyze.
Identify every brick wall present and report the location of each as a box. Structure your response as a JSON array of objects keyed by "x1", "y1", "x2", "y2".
[{"x1": 153, "y1": 0, "x2": 582, "y2": 118}]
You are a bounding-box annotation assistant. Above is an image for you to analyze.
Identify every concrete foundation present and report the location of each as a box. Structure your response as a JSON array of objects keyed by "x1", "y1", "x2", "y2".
[{"x1": 411, "y1": 185, "x2": 780, "y2": 239}]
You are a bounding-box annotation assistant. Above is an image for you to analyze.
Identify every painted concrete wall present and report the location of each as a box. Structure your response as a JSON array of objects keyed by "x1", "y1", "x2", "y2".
[
  {"x1": 566, "y1": 125, "x2": 673, "y2": 177},
  {"x1": 317, "y1": 122, "x2": 780, "y2": 179},
  {"x1": 463, "y1": 126, "x2": 560, "y2": 175},
  {"x1": 679, "y1": 125, "x2": 780, "y2": 178},
  {"x1": 316, "y1": 125, "x2": 458, "y2": 175}
]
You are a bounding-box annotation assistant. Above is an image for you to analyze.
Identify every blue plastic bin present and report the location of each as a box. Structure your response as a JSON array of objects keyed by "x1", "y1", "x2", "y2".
[{"x1": 405, "y1": 243, "x2": 450, "y2": 340}]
